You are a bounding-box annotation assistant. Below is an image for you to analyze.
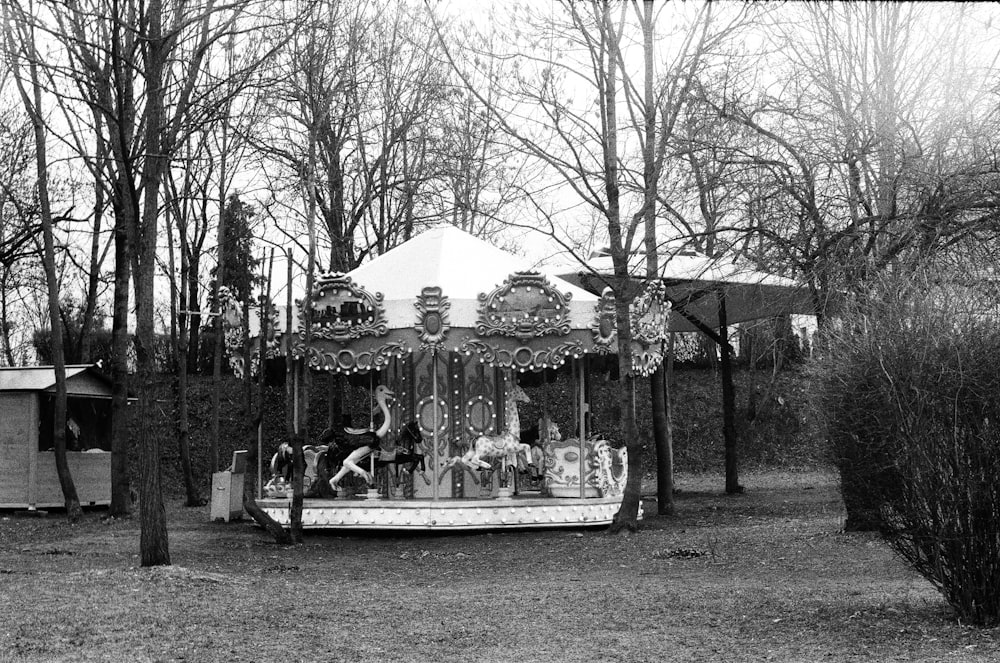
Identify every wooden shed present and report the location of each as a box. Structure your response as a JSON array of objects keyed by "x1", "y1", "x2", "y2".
[{"x1": 0, "y1": 364, "x2": 114, "y2": 509}]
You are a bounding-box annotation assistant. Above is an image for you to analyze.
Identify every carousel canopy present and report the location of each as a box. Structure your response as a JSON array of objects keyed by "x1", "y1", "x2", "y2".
[
  {"x1": 345, "y1": 225, "x2": 598, "y2": 329},
  {"x1": 557, "y1": 249, "x2": 814, "y2": 333},
  {"x1": 287, "y1": 226, "x2": 612, "y2": 374}
]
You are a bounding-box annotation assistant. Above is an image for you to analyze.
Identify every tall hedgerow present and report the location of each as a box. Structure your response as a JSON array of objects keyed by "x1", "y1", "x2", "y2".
[{"x1": 816, "y1": 266, "x2": 1000, "y2": 627}]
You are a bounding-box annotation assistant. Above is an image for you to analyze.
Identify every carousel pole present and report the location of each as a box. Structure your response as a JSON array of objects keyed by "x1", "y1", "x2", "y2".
[
  {"x1": 431, "y1": 348, "x2": 438, "y2": 502},
  {"x1": 366, "y1": 372, "x2": 381, "y2": 501},
  {"x1": 431, "y1": 349, "x2": 440, "y2": 501},
  {"x1": 578, "y1": 356, "x2": 587, "y2": 499}
]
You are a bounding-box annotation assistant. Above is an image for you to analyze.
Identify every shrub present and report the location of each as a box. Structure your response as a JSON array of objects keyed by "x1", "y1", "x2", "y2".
[{"x1": 816, "y1": 268, "x2": 1000, "y2": 626}]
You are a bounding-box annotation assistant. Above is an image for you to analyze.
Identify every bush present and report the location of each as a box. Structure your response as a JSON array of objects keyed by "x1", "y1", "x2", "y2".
[{"x1": 816, "y1": 268, "x2": 1000, "y2": 627}]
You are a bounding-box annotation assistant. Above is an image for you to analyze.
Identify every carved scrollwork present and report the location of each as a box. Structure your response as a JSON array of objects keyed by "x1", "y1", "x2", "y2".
[
  {"x1": 630, "y1": 280, "x2": 670, "y2": 345},
  {"x1": 476, "y1": 272, "x2": 572, "y2": 341},
  {"x1": 302, "y1": 341, "x2": 409, "y2": 373},
  {"x1": 306, "y1": 272, "x2": 387, "y2": 342},
  {"x1": 591, "y1": 287, "x2": 617, "y2": 353},
  {"x1": 414, "y1": 286, "x2": 450, "y2": 351},
  {"x1": 458, "y1": 338, "x2": 586, "y2": 371},
  {"x1": 631, "y1": 347, "x2": 664, "y2": 377}
]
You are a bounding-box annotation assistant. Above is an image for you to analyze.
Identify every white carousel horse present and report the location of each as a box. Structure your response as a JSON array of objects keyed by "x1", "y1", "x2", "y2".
[
  {"x1": 443, "y1": 382, "x2": 533, "y2": 473},
  {"x1": 328, "y1": 384, "x2": 395, "y2": 490},
  {"x1": 265, "y1": 443, "x2": 328, "y2": 497}
]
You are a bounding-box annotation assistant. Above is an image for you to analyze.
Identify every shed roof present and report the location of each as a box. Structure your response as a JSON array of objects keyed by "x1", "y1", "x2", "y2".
[{"x1": 0, "y1": 365, "x2": 113, "y2": 396}]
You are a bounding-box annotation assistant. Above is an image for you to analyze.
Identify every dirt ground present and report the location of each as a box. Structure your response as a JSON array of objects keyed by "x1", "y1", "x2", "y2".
[{"x1": 2, "y1": 470, "x2": 998, "y2": 662}]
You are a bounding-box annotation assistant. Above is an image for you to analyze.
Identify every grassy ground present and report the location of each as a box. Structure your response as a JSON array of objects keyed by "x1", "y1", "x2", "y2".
[{"x1": 2, "y1": 470, "x2": 997, "y2": 663}]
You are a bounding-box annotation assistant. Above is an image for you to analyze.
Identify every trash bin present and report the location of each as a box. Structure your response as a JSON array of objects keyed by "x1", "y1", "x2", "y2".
[{"x1": 210, "y1": 450, "x2": 247, "y2": 522}]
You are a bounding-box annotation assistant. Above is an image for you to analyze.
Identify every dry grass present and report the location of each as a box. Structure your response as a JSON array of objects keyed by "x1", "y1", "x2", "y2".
[{"x1": 2, "y1": 470, "x2": 998, "y2": 662}]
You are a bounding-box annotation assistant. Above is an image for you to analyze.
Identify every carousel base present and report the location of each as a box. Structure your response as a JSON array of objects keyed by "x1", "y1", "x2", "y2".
[{"x1": 257, "y1": 494, "x2": 639, "y2": 531}]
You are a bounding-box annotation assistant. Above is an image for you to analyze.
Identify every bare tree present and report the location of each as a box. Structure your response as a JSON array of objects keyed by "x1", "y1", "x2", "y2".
[
  {"x1": 260, "y1": 0, "x2": 458, "y2": 272},
  {"x1": 1, "y1": 0, "x2": 83, "y2": 520},
  {"x1": 694, "y1": 3, "x2": 1000, "y2": 317},
  {"x1": 19, "y1": 0, "x2": 282, "y2": 565}
]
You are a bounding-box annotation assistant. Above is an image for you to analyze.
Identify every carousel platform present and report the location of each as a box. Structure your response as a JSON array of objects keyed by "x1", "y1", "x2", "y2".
[{"x1": 257, "y1": 493, "x2": 639, "y2": 531}]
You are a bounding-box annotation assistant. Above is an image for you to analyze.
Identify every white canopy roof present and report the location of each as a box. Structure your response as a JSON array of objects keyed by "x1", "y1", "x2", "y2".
[
  {"x1": 346, "y1": 225, "x2": 597, "y2": 329},
  {"x1": 283, "y1": 226, "x2": 606, "y2": 374},
  {"x1": 557, "y1": 249, "x2": 814, "y2": 332}
]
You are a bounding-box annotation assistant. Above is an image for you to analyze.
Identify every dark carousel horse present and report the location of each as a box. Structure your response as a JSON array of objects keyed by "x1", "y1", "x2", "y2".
[{"x1": 318, "y1": 420, "x2": 429, "y2": 496}]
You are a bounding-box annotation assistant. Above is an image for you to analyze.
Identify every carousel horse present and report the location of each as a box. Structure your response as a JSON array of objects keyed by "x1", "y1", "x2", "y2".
[
  {"x1": 326, "y1": 384, "x2": 395, "y2": 490},
  {"x1": 442, "y1": 382, "x2": 533, "y2": 473},
  {"x1": 372, "y1": 420, "x2": 431, "y2": 488},
  {"x1": 265, "y1": 442, "x2": 328, "y2": 496},
  {"x1": 318, "y1": 420, "x2": 429, "y2": 495}
]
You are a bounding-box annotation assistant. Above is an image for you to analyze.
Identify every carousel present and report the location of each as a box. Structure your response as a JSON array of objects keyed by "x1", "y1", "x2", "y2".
[{"x1": 256, "y1": 226, "x2": 667, "y2": 530}]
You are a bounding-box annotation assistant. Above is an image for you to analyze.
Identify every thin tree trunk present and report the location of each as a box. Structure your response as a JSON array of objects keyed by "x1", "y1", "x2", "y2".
[
  {"x1": 186, "y1": 257, "x2": 201, "y2": 374},
  {"x1": 636, "y1": 0, "x2": 673, "y2": 516},
  {"x1": 284, "y1": 250, "x2": 302, "y2": 542},
  {"x1": 652, "y1": 361, "x2": 674, "y2": 515},
  {"x1": 242, "y1": 497, "x2": 292, "y2": 542},
  {"x1": 210, "y1": 215, "x2": 227, "y2": 477},
  {"x1": 256, "y1": 250, "x2": 274, "y2": 498},
  {"x1": 238, "y1": 252, "x2": 286, "y2": 542},
  {"x1": 108, "y1": 182, "x2": 132, "y2": 518},
  {"x1": 291, "y1": 110, "x2": 320, "y2": 544},
  {"x1": 242, "y1": 274, "x2": 253, "y2": 450},
  {"x1": 601, "y1": 2, "x2": 641, "y2": 531},
  {"x1": 8, "y1": 17, "x2": 83, "y2": 520},
  {"x1": 166, "y1": 197, "x2": 200, "y2": 506},
  {"x1": 660, "y1": 334, "x2": 676, "y2": 513},
  {"x1": 136, "y1": 0, "x2": 169, "y2": 566},
  {"x1": 1, "y1": 270, "x2": 15, "y2": 366},
  {"x1": 285, "y1": 250, "x2": 294, "y2": 442},
  {"x1": 80, "y1": 123, "x2": 106, "y2": 363},
  {"x1": 719, "y1": 292, "x2": 742, "y2": 494}
]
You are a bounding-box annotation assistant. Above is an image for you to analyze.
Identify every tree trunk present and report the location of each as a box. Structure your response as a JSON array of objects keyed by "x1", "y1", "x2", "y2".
[
  {"x1": 652, "y1": 360, "x2": 674, "y2": 516},
  {"x1": 186, "y1": 256, "x2": 201, "y2": 375},
  {"x1": 108, "y1": 185, "x2": 132, "y2": 518},
  {"x1": 243, "y1": 495, "x2": 292, "y2": 543},
  {"x1": 210, "y1": 251, "x2": 225, "y2": 478},
  {"x1": 0, "y1": 273, "x2": 14, "y2": 366},
  {"x1": 284, "y1": 251, "x2": 299, "y2": 541},
  {"x1": 257, "y1": 251, "x2": 274, "y2": 499},
  {"x1": 12, "y1": 28, "x2": 83, "y2": 520},
  {"x1": 610, "y1": 290, "x2": 642, "y2": 532},
  {"x1": 80, "y1": 126, "x2": 106, "y2": 364},
  {"x1": 210, "y1": 110, "x2": 231, "y2": 478},
  {"x1": 589, "y1": 2, "x2": 640, "y2": 533},
  {"x1": 719, "y1": 292, "x2": 742, "y2": 494},
  {"x1": 167, "y1": 200, "x2": 200, "y2": 507},
  {"x1": 136, "y1": 0, "x2": 170, "y2": 566}
]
